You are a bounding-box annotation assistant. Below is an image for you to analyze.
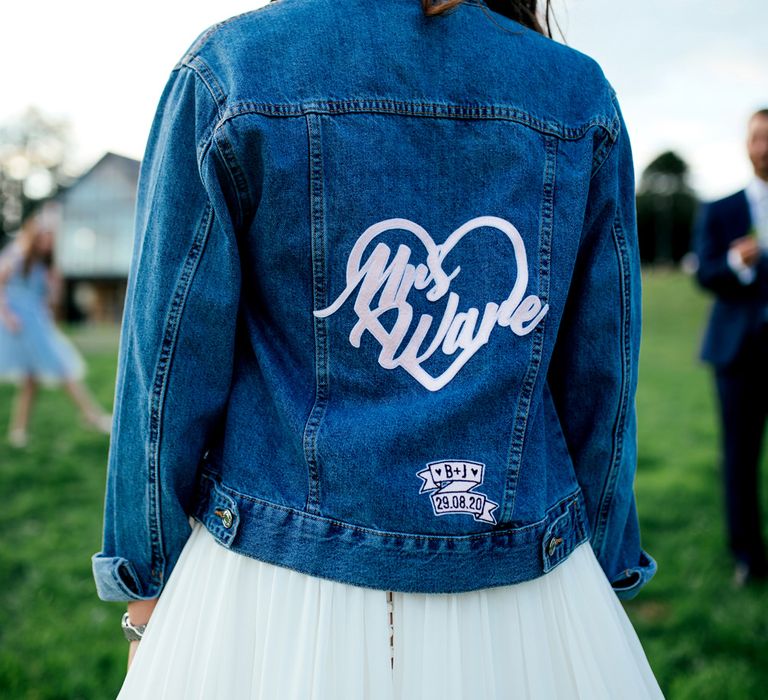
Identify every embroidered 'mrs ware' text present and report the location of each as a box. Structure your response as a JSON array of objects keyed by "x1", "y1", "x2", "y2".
[{"x1": 314, "y1": 215, "x2": 549, "y2": 391}]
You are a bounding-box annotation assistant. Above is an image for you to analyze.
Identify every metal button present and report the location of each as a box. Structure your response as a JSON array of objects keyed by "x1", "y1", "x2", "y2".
[
  {"x1": 547, "y1": 536, "x2": 563, "y2": 556},
  {"x1": 215, "y1": 508, "x2": 234, "y2": 529}
]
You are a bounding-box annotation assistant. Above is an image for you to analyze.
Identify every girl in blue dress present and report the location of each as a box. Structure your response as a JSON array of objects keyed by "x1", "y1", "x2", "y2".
[{"x1": 0, "y1": 216, "x2": 113, "y2": 447}]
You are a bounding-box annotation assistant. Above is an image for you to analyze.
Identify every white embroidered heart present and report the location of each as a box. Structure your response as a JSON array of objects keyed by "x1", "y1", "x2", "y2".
[{"x1": 313, "y1": 215, "x2": 549, "y2": 391}]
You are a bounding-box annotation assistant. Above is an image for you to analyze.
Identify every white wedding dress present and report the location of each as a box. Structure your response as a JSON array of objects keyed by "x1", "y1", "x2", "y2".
[{"x1": 116, "y1": 518, "x2": 664, "y2": 699}]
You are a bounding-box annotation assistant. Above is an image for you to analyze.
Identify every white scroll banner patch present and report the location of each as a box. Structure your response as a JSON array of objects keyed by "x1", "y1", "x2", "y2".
[{"x1": 416, "y1": 460, "x2": 499, "y2": 524}]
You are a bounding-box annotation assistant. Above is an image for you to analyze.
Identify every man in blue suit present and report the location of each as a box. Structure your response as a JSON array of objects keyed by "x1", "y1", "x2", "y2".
[{"x1": 694, "y1": 108, "x2": 768, "y2": 586}]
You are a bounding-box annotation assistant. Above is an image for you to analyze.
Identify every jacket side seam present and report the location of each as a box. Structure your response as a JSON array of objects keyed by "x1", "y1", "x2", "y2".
[
  {"x1": 591, "y1": 93, "x2": 621, "y2": 179},
  {"x1": 212, "y1": 132, "x2": 248, "y2": 229},
  {"x1": 592, "y1": 207, "x2": 632, "y2": 557},
  {"x1": 590, "y1": 127, "x2": 616, "y2": 178},
  {"x1": 179, "y1": 55, "x2": 227, "y2": 115},
  {"x1": 500, "y1": 133, "x2": 557, "y2": 522},
  {"x1": 301, "y1": 112, "x2": 329, "y2": 515},
  {"x1": 178, "y1": 58, "x2": 250, "y2": 240},
  {"x1": 147, "y1": 203, "x2": 216, "y2": 584}
]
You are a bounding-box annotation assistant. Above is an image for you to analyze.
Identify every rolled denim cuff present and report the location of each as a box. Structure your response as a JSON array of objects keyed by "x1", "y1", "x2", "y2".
[
  {"x1": 609, "y1": 549, "x2": 657, "y2": 600},
  {"x1": 91, "y1": 553, "x2": 159, "y2": 603}
]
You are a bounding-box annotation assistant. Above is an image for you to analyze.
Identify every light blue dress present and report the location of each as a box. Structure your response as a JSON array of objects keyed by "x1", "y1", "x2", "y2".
[{"x1": 0, "y1": 240, "x2": 85, "y2": 386}]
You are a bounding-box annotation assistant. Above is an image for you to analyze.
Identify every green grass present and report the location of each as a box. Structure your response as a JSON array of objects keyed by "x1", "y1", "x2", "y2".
[
  {"x1": 0, "y1": 272, "x2": 766, "y2": 699},
  {"x1": 0, "y1": 324, "x2": 126, "y2": 699},
  {"x1": 627, "y1": 267, "x2": 768, "y2": 700}
]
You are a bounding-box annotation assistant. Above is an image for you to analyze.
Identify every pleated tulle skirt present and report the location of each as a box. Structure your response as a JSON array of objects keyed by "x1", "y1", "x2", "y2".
[{"x1": 117, "y1": 519, "x2": 664, "y2": 700}]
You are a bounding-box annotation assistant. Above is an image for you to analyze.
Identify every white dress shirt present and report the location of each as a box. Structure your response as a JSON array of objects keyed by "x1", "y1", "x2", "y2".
[{"x1": 726, "y1": 175, "x2": 768, "y2": 285}]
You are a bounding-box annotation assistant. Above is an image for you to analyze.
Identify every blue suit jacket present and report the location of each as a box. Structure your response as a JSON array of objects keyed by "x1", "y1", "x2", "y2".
[{"x1": 694, "y1": 189, "x2": 768, "y2": 367}]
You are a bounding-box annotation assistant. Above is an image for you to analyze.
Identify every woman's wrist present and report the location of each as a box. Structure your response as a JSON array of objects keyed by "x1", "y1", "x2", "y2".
[
  {"x1": 124, "y1": 599, "x2": 159, "y2": 670},
  {"x1": 126, "y1": 598, "x2": 159, "y2": 626}
]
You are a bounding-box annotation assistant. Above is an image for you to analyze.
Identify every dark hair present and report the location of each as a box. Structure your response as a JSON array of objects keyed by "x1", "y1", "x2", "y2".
[
  {"x1": 751, "y1": 108, "x2": 768, "y2": 121},
  {"x1": 421, "y1": 0, "x2": 557, "y2": 39}
]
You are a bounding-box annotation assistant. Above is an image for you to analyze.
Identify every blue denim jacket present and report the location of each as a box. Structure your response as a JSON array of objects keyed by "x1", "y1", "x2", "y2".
[{"x1": 91, "y1": 0, "x2": 656, "y2": 603}]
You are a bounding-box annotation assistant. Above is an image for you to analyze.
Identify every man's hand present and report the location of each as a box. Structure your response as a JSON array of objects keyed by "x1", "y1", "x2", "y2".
[{"x1": 730, "y1": 235, "x2": 762, "y2": 266}]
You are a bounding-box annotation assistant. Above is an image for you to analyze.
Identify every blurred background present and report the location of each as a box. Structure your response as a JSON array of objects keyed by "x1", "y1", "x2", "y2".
[{"x1": 0, "y1": 0, "x2": 766, "y2": 698}]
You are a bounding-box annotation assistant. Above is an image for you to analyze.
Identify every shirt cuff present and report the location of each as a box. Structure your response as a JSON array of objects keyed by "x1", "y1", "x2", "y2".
[{"x1": 727, "y1": 247, "x2": 757, "y2": 284}]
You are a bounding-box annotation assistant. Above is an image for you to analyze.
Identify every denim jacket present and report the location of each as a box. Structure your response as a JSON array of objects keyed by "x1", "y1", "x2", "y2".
[{"x1": 91, "y1": 0, "x2": 656, "y2": 603}]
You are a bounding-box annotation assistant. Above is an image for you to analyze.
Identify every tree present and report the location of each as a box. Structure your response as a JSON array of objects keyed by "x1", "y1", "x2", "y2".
[
  {"x1": 635, "y1": 151, "x2": 699, "y2": 265},
  {"x1": 0, "y1": 107, "x2": 74, "y2": 246}
]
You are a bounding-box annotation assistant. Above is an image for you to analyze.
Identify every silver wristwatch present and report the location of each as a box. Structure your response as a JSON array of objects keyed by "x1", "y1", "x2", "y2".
[{"x1": 121, "y1": 611, "x2": 147, "y2": 642}]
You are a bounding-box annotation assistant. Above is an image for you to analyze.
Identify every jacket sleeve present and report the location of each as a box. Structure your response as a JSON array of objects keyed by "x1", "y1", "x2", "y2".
[
  {"x1": 91, "y1": 60, "x2": 244, "y2": 602},
  {"x1": 547, "y1": 89, "x2": 656, "y2": 600}
]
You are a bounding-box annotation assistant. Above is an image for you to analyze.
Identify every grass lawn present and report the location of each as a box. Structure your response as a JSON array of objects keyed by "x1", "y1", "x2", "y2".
[{"x1": 0, "y1": 269, "x2": 766, "y2": 699}]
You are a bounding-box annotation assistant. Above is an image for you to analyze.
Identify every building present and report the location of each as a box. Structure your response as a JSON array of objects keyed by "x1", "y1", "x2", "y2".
[{"x1": 46, "y1": 152, "x2": 140, "y2": 323}]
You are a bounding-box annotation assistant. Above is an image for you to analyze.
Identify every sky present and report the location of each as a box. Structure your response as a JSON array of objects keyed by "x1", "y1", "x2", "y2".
[{"x1": 2, "y1": 0, "x2": 766, "y2": 200}]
